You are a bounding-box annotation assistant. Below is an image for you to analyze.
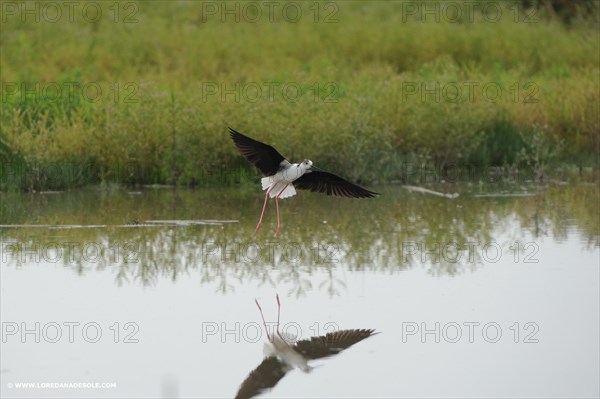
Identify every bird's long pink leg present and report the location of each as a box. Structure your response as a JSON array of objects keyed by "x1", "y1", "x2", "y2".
[
  {"x1": 255, "y1": 186, "x2": 275, "y2": 233},
  {"x1": 255, "y1": 298, "x2": 271, "y2": 341},
  {"x1": 275, "y1": 293, "x2": 286, "y2": 343},
  {"x1": 274, "y1": 184, "x2": 289, "y2": 237}
]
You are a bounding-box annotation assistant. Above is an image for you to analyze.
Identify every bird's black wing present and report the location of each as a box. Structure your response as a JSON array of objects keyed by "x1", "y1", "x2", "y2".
[
  {"x1": 293, "y1": 171, "x2": 379, "y2": 198},
  {"x1": 234, "y1": 356, "x2": 289, "y2": 399},
  {"x1": 229, "y1": 128, "x2": 288, "y2": 176},
  {"x1": 293, "y1": 329, "x2": 377, "y2": 360}
]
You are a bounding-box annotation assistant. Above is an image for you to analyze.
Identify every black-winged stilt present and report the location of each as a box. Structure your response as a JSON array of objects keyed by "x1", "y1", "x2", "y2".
[
  {"x1": 229, "y1": 128, "x2": 379, "y2": 236},
  {"x1": 235, "y1": 294, "x2": 376, "y2": 399}
]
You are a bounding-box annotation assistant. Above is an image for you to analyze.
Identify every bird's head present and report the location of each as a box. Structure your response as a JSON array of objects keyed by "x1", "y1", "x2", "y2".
[{"x1": 300, "y1": 159, "x2": 313, "y2": 171}]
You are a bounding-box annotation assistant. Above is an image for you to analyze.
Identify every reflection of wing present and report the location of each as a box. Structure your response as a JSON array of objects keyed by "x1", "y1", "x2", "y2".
[
  {"x1": 293, "y1": 329, "x2": 376, "y2": 360},
  {"x1": 229, "y1": 128, "x2": 288, "y2": 176},
  {"x1": 235, "y1": 356, "x2": 289, "y2": 399},
  {"x1": 293, "y1": 171, "x2": 379, "y2": 198}
]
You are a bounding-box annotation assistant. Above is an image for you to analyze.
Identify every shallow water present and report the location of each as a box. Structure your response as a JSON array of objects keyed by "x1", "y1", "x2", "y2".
[{"x1": 1, "y1": 183, "x2": 599, "y2": 398}]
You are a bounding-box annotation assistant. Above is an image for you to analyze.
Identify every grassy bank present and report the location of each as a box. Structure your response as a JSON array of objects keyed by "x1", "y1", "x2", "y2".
[{"x1": 1, "y1": 1, "x2": 598, "y2": 190}]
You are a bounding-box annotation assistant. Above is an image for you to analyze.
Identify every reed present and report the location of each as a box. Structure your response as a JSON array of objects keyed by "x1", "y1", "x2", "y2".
[{"x1": 1, "y1": 1, "x2": 598, "y2": 190}]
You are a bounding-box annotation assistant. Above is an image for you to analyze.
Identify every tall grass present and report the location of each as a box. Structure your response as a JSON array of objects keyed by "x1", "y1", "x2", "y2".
[{"x1": 1, "y1": 1, "x2": 598, "y2": 190}]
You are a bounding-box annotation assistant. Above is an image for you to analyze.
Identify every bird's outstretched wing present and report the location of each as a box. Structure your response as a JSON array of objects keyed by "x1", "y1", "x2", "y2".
[
  {"x1": 293, "y1": 171, "x2": 379, "y2": 198},
  {"x1": 293, "y1": 329, "x2": 377, "y2": 360},
  {"x1": 235, "y1": 356, "x2": 289, "y2": 399},
  {"x1": 229, "y1": 128, "x2": 288, "y2": 176}
]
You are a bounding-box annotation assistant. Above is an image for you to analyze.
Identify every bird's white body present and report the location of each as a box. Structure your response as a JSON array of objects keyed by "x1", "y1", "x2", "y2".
[
  {"x1": 263, "y1": 334, "x2": 311, "y2": 373},
  {"x1": 261, "y1": 160, "x2": 312, "y2": 199}
]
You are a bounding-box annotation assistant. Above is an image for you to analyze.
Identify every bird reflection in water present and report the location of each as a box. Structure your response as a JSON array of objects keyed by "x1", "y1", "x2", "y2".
[{"x1": 235, "y1": 294, "x2": 377, "y2": 399}]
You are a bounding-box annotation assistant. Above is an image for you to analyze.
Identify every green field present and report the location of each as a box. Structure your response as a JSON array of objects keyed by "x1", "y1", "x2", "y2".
[{"x1": 1, "y1": 0, "x2": 598, "y2": 190}]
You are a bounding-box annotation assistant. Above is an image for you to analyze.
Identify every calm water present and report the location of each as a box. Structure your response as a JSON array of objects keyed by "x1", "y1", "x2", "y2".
[{"x1": 1, "y1": 183, "x2": 599, "y2": 398}]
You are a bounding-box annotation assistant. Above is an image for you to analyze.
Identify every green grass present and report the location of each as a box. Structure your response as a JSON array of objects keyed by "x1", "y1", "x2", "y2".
[{"x1": 1, "y1": 1, "x2": 598, "y2": 190}]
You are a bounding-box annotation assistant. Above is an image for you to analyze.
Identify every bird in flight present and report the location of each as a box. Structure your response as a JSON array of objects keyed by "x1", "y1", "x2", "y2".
[
  {"x1": 229, "y1": 128, "x2": 379, "y2": 236},
  {"x1": 234, "y1": 294, "x2": 377, "y2": 399}
]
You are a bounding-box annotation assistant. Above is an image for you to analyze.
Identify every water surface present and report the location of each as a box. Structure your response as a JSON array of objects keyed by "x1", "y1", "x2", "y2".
[{"x1": 1, "y1": 183, "x2": 598, "y2": 398}]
